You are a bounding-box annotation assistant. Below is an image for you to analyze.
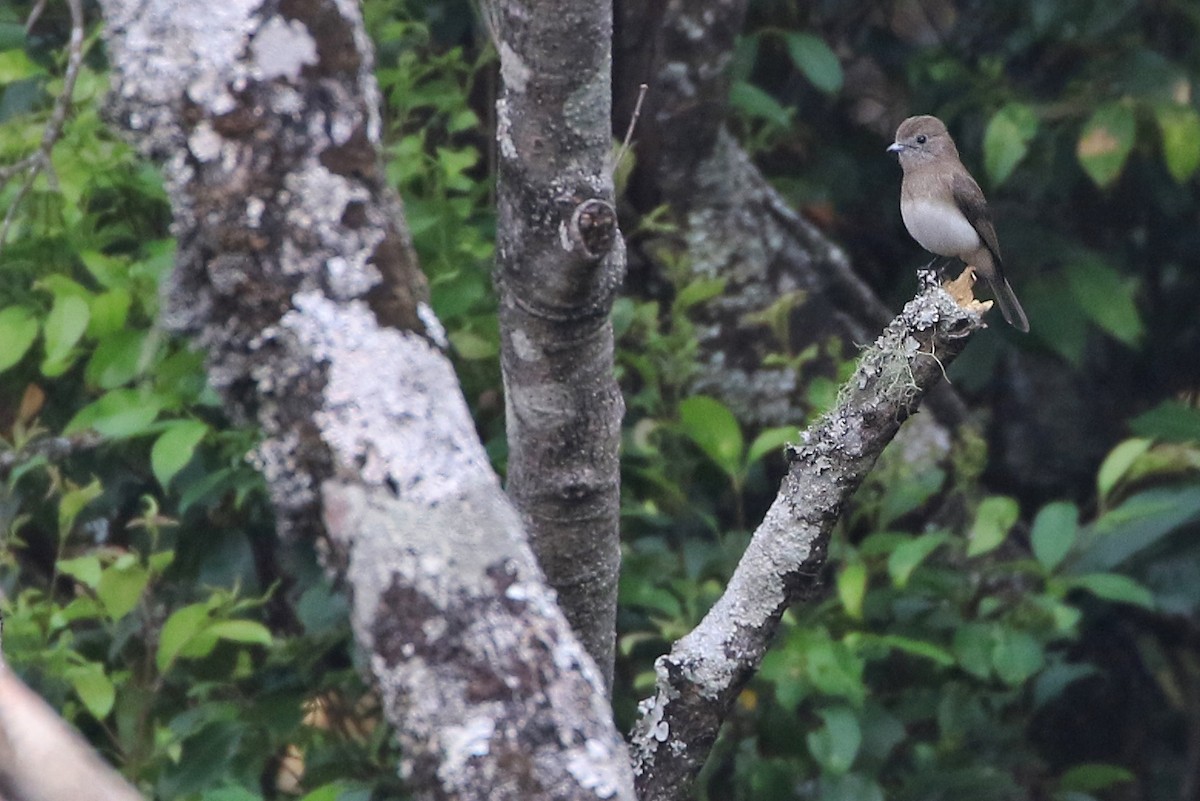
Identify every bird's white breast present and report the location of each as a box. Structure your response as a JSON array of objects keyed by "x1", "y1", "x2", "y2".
[{"x1": 900, "y1": 197, "x2": 981, "y2": 257}]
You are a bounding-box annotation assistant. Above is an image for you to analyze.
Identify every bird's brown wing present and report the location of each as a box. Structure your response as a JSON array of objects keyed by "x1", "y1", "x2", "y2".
[{"x1": 950, "y1": 170, "x2": 1003, "y2": 268}]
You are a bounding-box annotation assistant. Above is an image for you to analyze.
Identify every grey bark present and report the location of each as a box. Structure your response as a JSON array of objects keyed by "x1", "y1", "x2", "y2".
[
  {"x1": 629, "y1": 271, "x2": 985, "y2": 800},
  {"x1": 98, "y1": 2, "x2": 635, "y2": 798},
  {"x1": 488, "y1": 0, "x2": 626, "y2": 690},
  {"x1": 614, "y1": 0, "x2": 967, "y2": 429}
]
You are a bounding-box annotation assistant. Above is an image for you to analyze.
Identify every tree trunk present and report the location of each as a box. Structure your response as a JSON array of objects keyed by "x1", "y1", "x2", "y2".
[
  {"x1": 488, "y1": 0, "x2": 626, "y2": 691},
  {"x1": 98, "y1": 2, "x2": 635, "y2": 798}
]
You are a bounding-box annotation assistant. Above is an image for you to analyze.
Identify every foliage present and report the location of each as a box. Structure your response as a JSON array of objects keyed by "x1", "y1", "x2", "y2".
[{"x1": 2, "y1": 1, "x2": 1199, "y2": 800}]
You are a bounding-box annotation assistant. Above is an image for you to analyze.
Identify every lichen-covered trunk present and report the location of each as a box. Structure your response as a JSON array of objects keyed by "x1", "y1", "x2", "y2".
[
  {"x1": 489, "y1": 0, "x2": 626, "y2": 690},
  {"x1": 98, "y1": 1, "x2": 635, "y2": 798}
]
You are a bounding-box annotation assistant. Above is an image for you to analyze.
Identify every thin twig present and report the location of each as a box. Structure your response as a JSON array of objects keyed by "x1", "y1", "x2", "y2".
[
  {"x1": 24, "y1": 0, "x2": 49, "y2": 33},
  {"x1": 0, "y1": 432, "x2": 104, "y2": 482},
  {"x1": 612, "y1": 83, "x2": 648, "y2": 176},
  {"x1": 0, "y1": 0, "x2": 86, "y2": 252}
]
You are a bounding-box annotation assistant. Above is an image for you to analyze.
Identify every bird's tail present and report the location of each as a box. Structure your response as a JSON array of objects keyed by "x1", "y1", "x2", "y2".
[{"x1": 986, "y1": 275, "x2": 1030, "y2": 333}]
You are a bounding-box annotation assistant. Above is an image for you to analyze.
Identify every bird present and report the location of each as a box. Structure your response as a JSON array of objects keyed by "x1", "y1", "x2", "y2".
[{"x1": 888, "y1": 115, "x2": 1029, "y2": 332}]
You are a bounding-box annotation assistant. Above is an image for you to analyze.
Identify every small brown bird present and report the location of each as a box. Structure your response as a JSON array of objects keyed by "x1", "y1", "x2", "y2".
[{"x1": 888, "y1": 115, "x2": 1029, "y2": 332}]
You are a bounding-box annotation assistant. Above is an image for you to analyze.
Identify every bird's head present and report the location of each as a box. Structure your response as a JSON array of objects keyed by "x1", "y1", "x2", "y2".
[{"x1": 887, "y1": 115, "x2": 959, "y2": 167}]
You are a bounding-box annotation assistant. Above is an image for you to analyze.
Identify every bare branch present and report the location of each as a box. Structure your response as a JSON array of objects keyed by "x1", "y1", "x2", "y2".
[
  {"x1": 630, "y1": 271, "x2": 986, "y2": 800},
  {"x1": 612, "y1": 82, "x2": 647, "y2": 176},
  {"x1": 0, "y1": 649, "x2": 142, "y2": 801},
  {"x1": 0, "y1": 432, "x2": 104, "y2": 482}
]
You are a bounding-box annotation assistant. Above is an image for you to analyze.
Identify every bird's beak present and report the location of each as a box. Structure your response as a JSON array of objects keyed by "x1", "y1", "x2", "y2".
[{"x1": 886, "y1": 142, "x2": 904, "y2": 153}]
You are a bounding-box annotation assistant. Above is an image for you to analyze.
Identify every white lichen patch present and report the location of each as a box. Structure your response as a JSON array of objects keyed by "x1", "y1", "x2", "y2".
[
  {"x1": 324, "y1": 256, "x2": 381, "y2": 300},
  {"x1": 439, "y1": 716, "x2": 495, "y2": 783},
  {"x1": 106, "y1": 0, "x2": 257, "y2": 114},
  {"x1": 565, "y1": 737, "x2": 625, "y2": 799},
  {"x1": 563, "y1": 61, "x2": 610, "y2": 140},
  {"x1": 509, "y1": 328, "x2": 540, "y2": 361},
  {"x1": 498, "y1": 41, "x2": 531, "y2": 93},
  {"x1": 496, "y1": 98, "x2": 517, "y2": 161},
  {"x1": 417, "y1": 302, "x2": 448, "y2": 350},
  {"x1": 250, "y1": 16, "x2": 318, "y2": 81},
  {"x1": 285, "y1": 291, "x2": 495, "y2": 505},
  {"x1": 187, "y1": 121, "x2": 224, "y2": 162}
]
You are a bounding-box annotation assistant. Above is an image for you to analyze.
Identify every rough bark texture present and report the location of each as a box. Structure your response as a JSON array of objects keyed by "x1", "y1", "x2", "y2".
[
  {"x1": 0, "y1": 654, "x2": 143, "y2": 801},
  {"x1": 489, "y1": 0, "x2": 626, "y2": 690},
  {"x1": 98, "y1": 2, "x2": 635, "y2": 798},
  {"x1": 629, "y1": 272, "x2": 984, "y2": 800},
  {"x1": 613, "y1": 0, "x2": 967, "y2": 430}
]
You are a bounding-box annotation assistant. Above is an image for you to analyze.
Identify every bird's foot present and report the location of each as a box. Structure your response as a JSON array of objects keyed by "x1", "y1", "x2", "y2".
[{"x1": 943, "y1": 265, "x2": 993, "y2": 316}]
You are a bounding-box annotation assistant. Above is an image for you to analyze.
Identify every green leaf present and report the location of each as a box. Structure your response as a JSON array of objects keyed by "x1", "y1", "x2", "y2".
[
  {"x1": 446, "y1": 329, "x2": 497, "y2": 360},
  {"x1": 157, "y1": 603, "x2": 214, "y2": 672},
  {"x1": 151, "y1": 420, "x2": 209, "y2": 488},
  {"x1": 806, "y1": 706, "x2": 861, "y2": 774},
  {"x1": 878, "y1": 468, "x2": 945, "y2": 528},
  {"x1": 1033, "y1": 661, "x2": 1098, "y2": 708},
  {"x1": 674, "y1": 277, "x2": 728, "y2": 312},
  {"x1": 58, "y1": 478, "x2": 102, "y2": 539},
  {"x1": 818, "y1": 771, "x2": 883, "y2": 801},
  {"x1": 204, "y1": 619, "x2": 273, "y2": 647},
  {"x1": 1155, "y1": 104, "x2": 1200, "y2": 182},
  {"x1": 79, "y1": 250, "x2": 129, "y2": 290},
  {"x1": 746, "y1": 426, "x2": 794, "y2": 467},
  {"x1": 966, "y1": 496, "x2": 1019, "y2": 558},
  {"x1": 953, "y1": 623, "x2": 995, "y2": 680},
  {"x1": 0, "y1": 306, "x2": 39, "y2": 374},
  {"x1": 1068, "y1": 573, "x2": 1155, "y2": 609},
  {"x1": 1129, "y1": 401, "x2": 1200, "y2": 443},
  {"x1": 784, "y1": 32, "x2": 843, "y2": 94},
  {"x1": 57, "y1": 555, "x2": 102, "y2": 589},
  {"x1": 991, "y1": 628, "x2": 1045, "y2": 685},
  {"x1": 1077, "y1": 103, "x2": 1136, "y2": 188},
  {"x1": 41, "y1": 294, "x2": 90, "y2": 377},
  {"x1": 1059, "y1": 763, "x2": 1135, "y2": 793},
  {"x1": 86, "y1": 289, "x2": 133, "y2": 339},
  {"x1": 729, "y1": 81, "x2": 793, "y2": 128},
  {"x1": 873, "y1": 635, "x2": 955, "y2": 667},
  {"x1": 1065, "y1": 257, "x2": 1142, "y2": 346},
  {"x1": 0, "y1": 49, "x2": 43, "y2": 83},
  {"x1": 1031, "y1": 501, "x2": 1079, "y2": 572},
  {"x1": 1096, "y1": 438, "x2": 1153, "y2": 501},
  {"x1": 678, "y1": 396, "x2": 744, "y2": 478},
  {"x1": 806, "y1": 634, "x2": 866, "y2": 705},
  {"x1": 887, "y1": 531, "x2": 948, "y2": 588},
  {"x1": 66, "y1": 662, "x2": 115, "y2": 720},
  {"x1": 65, "y1": 389, "x2": 163, "y2": 438},
  {"x1": 836, "y1": 560, "x2": 867, "y2": 620},
  {"x1": 199, "y1": 787, "x2": 262, "y2": 801},
  {"x1": 85, "y1": 329, "x2": 148, "y2": 389},
  {"x1": 984, "y1": 102, "x2": 1038, "y2": 185},
  {"x1": 1078, "y1": 487, "x2": 1200, "y2": 572},
  {"x1": 97, "y1": 561, "x2": 150, "y2": 620}
]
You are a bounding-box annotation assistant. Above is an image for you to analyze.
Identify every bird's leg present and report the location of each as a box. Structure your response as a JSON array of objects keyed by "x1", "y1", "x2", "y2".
[{"x1": 929, "y1": 255, "x2": 954, "y2": 276}]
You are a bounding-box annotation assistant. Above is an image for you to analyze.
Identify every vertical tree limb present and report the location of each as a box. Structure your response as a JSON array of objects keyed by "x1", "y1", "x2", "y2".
[
  {"x1": 98, "y1": 1, "x2": 635, "y2": 797},
  {"x1": 630, "y1": 272, "x2": 985, "y2": 800},
  {"x1": 487, "y1": 0, "x2": 626, "y2": 689}
]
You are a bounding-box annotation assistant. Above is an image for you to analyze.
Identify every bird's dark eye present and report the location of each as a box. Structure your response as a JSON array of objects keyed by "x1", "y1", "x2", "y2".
[{"x1": 916, "y1": 134, "x2": 927, "y2": 144}]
